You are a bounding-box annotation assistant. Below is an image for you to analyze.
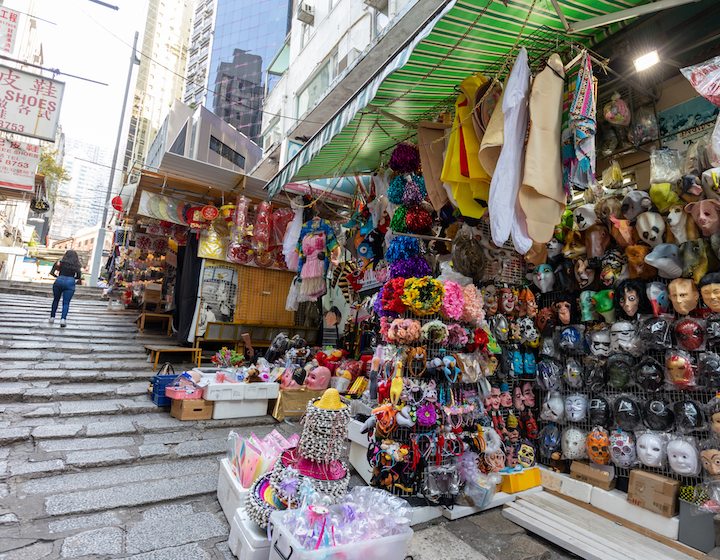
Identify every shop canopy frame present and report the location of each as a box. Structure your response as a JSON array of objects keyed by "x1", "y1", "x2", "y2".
[{"x1": 265, "y1": 0, "x2": 680, "y2": 200}]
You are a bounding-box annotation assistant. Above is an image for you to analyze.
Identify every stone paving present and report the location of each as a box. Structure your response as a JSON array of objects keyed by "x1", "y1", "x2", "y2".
[{"x1": 0, "y1": 291, "x2": 578, "y2": 560}]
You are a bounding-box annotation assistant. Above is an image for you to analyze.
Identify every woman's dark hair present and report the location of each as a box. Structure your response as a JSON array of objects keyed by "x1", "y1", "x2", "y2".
[{"x1": 61, "y1": 250, "x2": 82, "y2": 274}]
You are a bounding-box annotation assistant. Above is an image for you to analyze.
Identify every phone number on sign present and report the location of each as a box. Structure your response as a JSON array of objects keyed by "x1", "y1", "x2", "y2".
[
  {"x1": 0, "y1": 121, "x2": 24, "y2": 132},
  {"x1": 2, "y1": 160, "x2": 29, "y2": 168}
]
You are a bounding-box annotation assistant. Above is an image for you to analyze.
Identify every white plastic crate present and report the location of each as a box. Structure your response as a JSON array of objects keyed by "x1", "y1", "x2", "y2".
[
  {"x1": 213, "y1": 399, "x2": 269, "y2": 419},
  {"x1": 218, "y1": 458, "x2": 249, "y2": 523},
  {"x1": 229, "y1": 507, "x2": 271, "y2": 560},
  {"x1": 204, "y1": 382, "x2": 279, "y2": 402},
  {"x1": 268, "y1": 511, "x2": 413, "y2": 560}
]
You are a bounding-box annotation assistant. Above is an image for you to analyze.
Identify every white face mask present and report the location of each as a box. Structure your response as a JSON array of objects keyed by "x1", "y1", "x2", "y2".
[
  {"x1": 562, "y1": 428, "x2": 587, "y2": 460},
  {"x1": 637, "y1": 433, "x2": 665, "y2": 468},
  {"x1": 565, "y1": 395, "x2": 587, "y2": 422},
  {"x1": 668, "y1": 440, "x2": 700, "y2": 476}
]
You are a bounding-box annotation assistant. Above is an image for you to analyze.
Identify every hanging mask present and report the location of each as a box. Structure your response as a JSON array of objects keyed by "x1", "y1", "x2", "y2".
[
  {"x1": 637, "y1": 433, "x2": 666, "y2": 468},
  {"x1": 537, "y1": 358, "x2": 562, "y2": 392},
  {"x1": 607, "y1": 354, "x2": 633, "y2": 389},
  {"x1": 540, "y1": 391, "x2": 565, "y2": 422},
  {"x1": 587, "y1": 428, "x2": 610, "y2": 465},
  {"x1": 668, "y1": 278, "x2": 700, "y2": 315},
  {"x1": 585, "y1": 359, "x2": 608, "y2": 394},
  {"x1": 610, "y1": 322, "x2": 637, "y2": 355},
  {"x1": 517, "y1": 440, "x2": 537, "y2": 468},
  {"x1": 489, "y1": 314, "x2": 509, "y2": 342},
  {"x1": 565, "y1": 394, "x2": 588, "y2": 422},
  {"x1": 635, "y1": 212, "x2": 666, "y2": 248},
  {"x1": 699, "y1": 352, "x2": 720, "y2": 389},
  {"x1": 539, "y1": 424, "x2": 561, "y2": 459},
  {"x1": 667, "y1": 438, "x2": 701, "y2": 476},
  {"x1": 531, "y1": 264, "x2": 556, "y2": 294},
  {"x1": 559, "y1": 326, "x2": 583, "y2": 353},
  {"x1": 523, "y1": 353, "x2": 536, "y2": 376},
  {"x1": 666, "y1": 351, "x2": 696, "y2": 390},
  {"x1": 512, "y1": 386, "x2": 525, "y2": 411},
  {"x1": 621, "y1": 190, "x2": 652, "y2": 220},
  {"x1": 644, "y1": 244, "x2": 682, "y2": 280},
  {"x1": 575, "y1": 259, "x2": 596, "y2": 291},
  {"x1": 636, "y1": 356, "x2": 664, "y2": 392},
  {"x1": 644, "y1": 399, "x2": 675, "y2": 431},
  {"x1": 591, "y1": 290, "x2": 616, "y2": 323},
  {"x1": 573, "y1": 204, "x2": 598, "y2": 231},
  {"x1": 587, "y1": 329, "x2": 611, "y2": 357},
  {"x1": 564, "y1": 357, "x2": 583, "y2": 388},
  {"x1": 675, "y1": 319, "x2": 705, "y2": 351},
  {"x1": 517, "y1": 316, "x2": 540, "y2": 345},
  {"x1": 536, "y1": 308, "x2": 556, "y2": 335},
  {"x1": 511, "y1": 350, "x2": 523, "y2": 376},
  {"x1": 674, "y1": 401, "x2": 706, "y2": 434},
  {"x1": 521, "y1": 382, "x2": 535, "y2": 407},
  {"x1": 589, "y1": 396, "x2": 612, "y2": 428},
  {"x1": 579, "y1": 290, "x2": 599, "y2": 322},
  {"x1": 615, "y1": 280, "x2": 648, "y2": 319},
  {"x1": 685, "y1": 199, "x2": 720, "y2": 237},
  {"x1": 561, "y1": 427, "x2": 587, "y2": 461},
  {"x1": 600, "y1": 248, "x2": 629, "y2": 288},
  {"x1": 613, "y1": 395, "x2": 642, "y2": 431},
  {"x1": 609, "y1": 430, "x2": 636, "y2": 468}
]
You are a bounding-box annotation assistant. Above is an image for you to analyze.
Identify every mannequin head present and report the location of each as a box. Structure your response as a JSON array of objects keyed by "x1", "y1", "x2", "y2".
[
  {"x1": 637, "y1": 433, "x2": 666, "y2": 468},
  {"x1": 305, "y1": 366, "x2": 331, "y2": 390},
  {"x1": 667, "y1": 439, "x2": 700, "y2": 476},
  {"x1": 668, "y1": 278, "x2": 699, "y2": 315},
  {"x1": 699, "y1": 272, "x2": 720, "y2": 313}
]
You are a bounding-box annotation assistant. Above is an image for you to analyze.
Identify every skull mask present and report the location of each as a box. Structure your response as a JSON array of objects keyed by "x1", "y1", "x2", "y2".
[{"x1": 609, "y1": 430, "x2": 636, "y2": 468}]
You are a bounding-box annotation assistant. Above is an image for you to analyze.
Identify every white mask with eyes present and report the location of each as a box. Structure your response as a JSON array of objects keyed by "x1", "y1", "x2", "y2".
[{"x1": 637, "y1": 433, "x2": 666, "y2": 468}]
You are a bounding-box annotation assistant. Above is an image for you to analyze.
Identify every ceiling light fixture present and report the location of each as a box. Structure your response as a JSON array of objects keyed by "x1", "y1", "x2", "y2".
[{"x1": 634, "y1": 50, "x2": 660, "y2": 72}]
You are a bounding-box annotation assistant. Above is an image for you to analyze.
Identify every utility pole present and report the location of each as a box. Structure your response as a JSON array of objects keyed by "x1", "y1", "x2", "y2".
[{"x1": 90, "y1": 31, "x2": 140, "y2": 286}]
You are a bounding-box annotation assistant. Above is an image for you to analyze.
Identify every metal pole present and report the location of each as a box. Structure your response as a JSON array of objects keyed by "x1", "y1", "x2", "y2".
[{"x1": 90, "y1": 31, "x2": 140, "y2": 286}]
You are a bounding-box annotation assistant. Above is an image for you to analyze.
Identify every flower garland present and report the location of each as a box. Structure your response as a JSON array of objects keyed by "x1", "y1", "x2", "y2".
[
  {"x1": 389, "y1": 143, "x2": 421, "y2": 174},
  {"x1": 385, "y1": 236, "x2": 421, "y2": 263},
  {"x1": 390, "y1": 205, "x2": 408, "y2": 233},
  {"x1": 388, "y1": 255, "x2": 431, "y2": 280},
  {"x1": 440, "y1": 281, "x2": 465, "y2": 320},
  {"x1": 461, "y1": 284, "x2": 486, "y2": 326},
  {"x1": 381, "y1": 277, "x2": 407, "y2": 314},
  {"x1": 421, "y1": 319, "x2": 449, "y2": 345},
  {"x1": 383, "y1": 318, "x2": 422, "y2": 345},
  {"x1": 401, "y1": 277, "x2": 444, "y2": 316},
  {"x1": 447, "y1": 323, "x2": 470, "y2": 345}
]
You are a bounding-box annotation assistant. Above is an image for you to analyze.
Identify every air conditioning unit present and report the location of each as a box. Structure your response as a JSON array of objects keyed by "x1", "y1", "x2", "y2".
[
  {"x1": 297, "y1": 3, "x2": 314, "y2": 25},
  {"x1": 364, "y1": 0, "x2": 388, "y2": 10},
  {"x1": 337, "y1": 48, "x2": 360, "y2": 74}
]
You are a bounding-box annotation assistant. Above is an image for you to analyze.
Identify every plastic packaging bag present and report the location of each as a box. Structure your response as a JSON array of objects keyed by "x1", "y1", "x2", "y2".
[
  {"x1": 600, "y1": 128, "x2": 618, "y2": 156},
  {"x1": 252, "y1": 201, "x2": 272, "y2": 252},
  {"x1": 270, "y1": 207, "x2": 294, "y2": 247},
  {"x1": 634, "y1": 107, "x2": 658, "y2": 144},
  {"x1": 681, "y1": 55, "x2": 720, "y2": 107},
  {"x1": 282, "y1": 199, "x2": 304, "y2": 270},
  {"x1": 650, "y1": 148, "x2": 682, "y2": 185},
  {"x1": 604, "y1": 92, "x2": 631, "y2": 126},
  {"x1": 713, "y1": 118, "x2": 720, "y2": 167},
  {"x1": 602, "y1": 160, "x2": 623, "y2": 189}
]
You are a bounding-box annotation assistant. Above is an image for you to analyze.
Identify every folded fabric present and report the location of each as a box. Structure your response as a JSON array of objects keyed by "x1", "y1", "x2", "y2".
[
  {"x1": 520, "y1": 53, "x2": 566, "y2": 245},
  {"x1": 488, "y1": 47, "x2": 532, "y2": 253},
  {"x1": 479, "y1": 90, "x2": 505, "y2": 177},
  {"x1": 417, "y1": 121, "x2": 451, "y2": 212}
]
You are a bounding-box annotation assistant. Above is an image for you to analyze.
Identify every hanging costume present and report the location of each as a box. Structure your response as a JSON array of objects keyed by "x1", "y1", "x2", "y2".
[
  {"x1": 563, "y1": 52, "x2": 596, "y2": 192},
  {"x1": 519, "y1": 53, "x2": 566, "y2": 245},
  {"x1": 296, "y1": 219, "x2": 339, "y2": 298},
  {"x1": 488, "y1": 47, "x2": 533, "y2": 254},
  {"x1": 441, "y1": 74, "x2": 491, "y2": 219}
]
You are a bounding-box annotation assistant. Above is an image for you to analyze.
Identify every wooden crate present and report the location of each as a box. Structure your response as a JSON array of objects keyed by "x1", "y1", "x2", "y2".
[{"x1": 170, "y1": 398, "x2": 213, "y2": 420}]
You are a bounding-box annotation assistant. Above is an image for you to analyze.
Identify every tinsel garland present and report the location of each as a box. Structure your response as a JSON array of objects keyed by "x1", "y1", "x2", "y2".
[
  {"x1": 440, "y1": 281, "x2": 465, "y2": 320},
  {"x1": 402, "y1": 175, "x2": 427, "y2": 206},
  {"x1": 388, "y1": 175, "x2": 408, "y2": 205},
  {"x1": 388, "y1": 255, "x2": 431, "y2": 279},
  {"x1": 389, "y1": 143, "x2": 421, "y2": 174},
  {"x1": 390, "y1": 205, "x2": 408, "y2": 233},
  {"x1": 385, "y1": 235, "x2": 421, "y2": 263},
  {"x1": 405, "y1": 206, "x2": 433, "y2": 234}
]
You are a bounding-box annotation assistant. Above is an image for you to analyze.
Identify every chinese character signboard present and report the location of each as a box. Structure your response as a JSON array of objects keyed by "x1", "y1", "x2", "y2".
[
  {"x1": 0, "y1": 66, "x2": 64, "y2": 142},
  {"x1": 0, "y1": 9, "x2": 18, "y2": 54},
  {"x1": 0, "y1": 139, "x2": 39, "y2": 192}
]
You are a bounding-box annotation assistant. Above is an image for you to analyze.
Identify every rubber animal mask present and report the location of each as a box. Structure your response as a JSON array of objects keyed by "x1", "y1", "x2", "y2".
[
  {"x1": 666, "y1": 205, "x2": 699, "y2": 244},
  {"x1": 677, "y1": 174, "x2": 703, "y2": 203},
  {"x1": 609, "y1": 216, "x2": 635, "y2": 249},
  {"x1": 635, "y1": 212, "x2": 665, "y2": 248},
  {"x1": 685, "y1": 199, "x2": 720, "y2": 236},
  {"x1": 574, "y1": 258, "x2": 596, "y2": 289},
  {"x1": 573, "y1": 204, "x2": 598, "y2": 231},
  {"x1": 562, "y1": 230, "x2": 586, "y2": 259},
  {"x1": 531, "y1": 264, "x2": 555, "y2": 293},
  {"x1": 680, "y1": 238, "x2": 719, "y2": 284},
  {"x1": 585, "y1": 223, "x2": 611, "y2": 268},
  {"x1": 591, "y1": 290, "x2": 615, "y2": 323},
  {"x1": 600, "y1": 248, "x2": 628, "y2": 287},
  {"x1": 621, "y1": 190, "x2": 652, "y2": 220},
  {"x1": 579, "y1": 290, "x2": 598, "y2": 322},
  {"x1": 646, "y1": 281, "x2": 670, "y2": 316},
  {"x1": 644, "y1": 243, "x2": 682, "y2": 279},
  {"x1": 625, "y1": 245, "x2": 656, "y2": 280},
  {"x1": 594, "y1": 196, "x2": 623, "y2": 227}
]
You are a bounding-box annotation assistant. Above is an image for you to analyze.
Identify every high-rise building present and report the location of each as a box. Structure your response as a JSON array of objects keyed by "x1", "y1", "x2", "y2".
[
  {"x1": 123, "y1": 0, "x2": 194, "y2": 183},
  {"x1": 50, "y1": 138, "x2": 112, "y2": 240},
  {"x1": 183, "y1": 0, "x2": 291, "y2": 146}
]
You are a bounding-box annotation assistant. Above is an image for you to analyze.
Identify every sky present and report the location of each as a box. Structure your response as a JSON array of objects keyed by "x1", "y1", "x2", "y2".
[{"x1": 2, "y1": 0, "x2": 149, "y2": 154}]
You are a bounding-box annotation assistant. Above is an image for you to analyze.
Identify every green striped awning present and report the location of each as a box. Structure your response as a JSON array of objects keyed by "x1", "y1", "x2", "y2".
[{"x1": 266, "y1": 0, "x2": 647, "y2": 200}]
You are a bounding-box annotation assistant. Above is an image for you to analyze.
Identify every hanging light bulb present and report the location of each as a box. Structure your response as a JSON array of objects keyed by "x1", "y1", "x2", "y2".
[{"x1": 634, "y1": 50, "x2": 660, "y2": 72}]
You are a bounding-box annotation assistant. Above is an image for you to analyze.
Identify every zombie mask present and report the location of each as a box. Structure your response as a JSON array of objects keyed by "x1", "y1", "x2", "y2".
[
  {"x1": 609, "y1": 430, "x2": 636, "y2": 468},
  {"x1": 579, "y1": 290, "x2": 598, "y2": 322},
  {"x1": 587, "y1": 428, "x2": 610, "y2": 465},
  {"x1": 517, "y1": 441, "x2": 537, "y2": 468}
]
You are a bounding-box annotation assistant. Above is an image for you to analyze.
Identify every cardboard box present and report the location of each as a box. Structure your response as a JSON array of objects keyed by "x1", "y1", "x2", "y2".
[
  {"x1": 570, "y1": 461, "x2": 615, "y2": 491},
  {"x1": 170, "y1": 398, "x2": 213, "y2": 420},
  {"x1": 627, "y1": 469, "x2": 679, "y2": 518}
]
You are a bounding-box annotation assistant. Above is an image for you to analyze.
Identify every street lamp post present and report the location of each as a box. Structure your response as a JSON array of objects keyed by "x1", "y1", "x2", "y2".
[{"x1": 89, "y1": 31, "x2": 140, "y2": 286}]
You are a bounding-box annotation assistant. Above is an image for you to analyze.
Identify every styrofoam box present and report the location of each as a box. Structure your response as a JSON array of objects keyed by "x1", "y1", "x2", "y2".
[
  {"x1": 228, "y1": 507, "x2": 271, "y2": 560},
  {"x1": 217, "y1": 458, "x2": 249, "y2": 523},
  {"x1": 589, "y1": 486, "x2": 679, "y2": 540},
  {"x1": 347, "y1": 419, "x2": 370, "y2": 446},
  {"x1": 204, "y1": 382, "x2": 279, "y2": 402},
  {"x1": 268, "y1": 511, "x2": 413, "y2": 560},
  {"x1": 213, "y1": 399, "x2": 269, "y2": 419}
]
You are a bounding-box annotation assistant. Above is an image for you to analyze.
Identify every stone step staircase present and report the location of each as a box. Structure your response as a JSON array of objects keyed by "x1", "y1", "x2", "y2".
[
  {"x1": 0, "y1": 291, "x2": 299, "y2": 558},
  {"x1": 0, "y1": 279, "x2": 106, "y2": 300}
]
